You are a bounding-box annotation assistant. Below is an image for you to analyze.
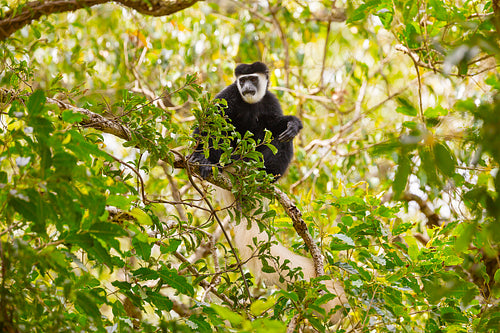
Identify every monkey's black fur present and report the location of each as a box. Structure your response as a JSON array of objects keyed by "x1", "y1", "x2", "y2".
[
  {"x1": 234, "y1": 61, "x2": 269, "y2": 76},
  {"x1": 190, "y1": 62, "x2": 302, "y2": 180}
]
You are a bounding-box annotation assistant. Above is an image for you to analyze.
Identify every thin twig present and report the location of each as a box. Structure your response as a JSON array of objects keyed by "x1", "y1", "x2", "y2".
[
  {"x1": 319, "y1": 19, "x2": 332, "y2": 89},
  {"x1": 268, "y1": 1, "x2": 290, "y2": 88},
  {"x1": 173, "y1": 251, "x2": 234, "y2": 306}
]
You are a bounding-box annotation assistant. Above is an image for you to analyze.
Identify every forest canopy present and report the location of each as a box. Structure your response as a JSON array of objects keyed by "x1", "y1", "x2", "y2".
[{"x1": 1, "y1": 0, "x2": 500, "y2": 332}]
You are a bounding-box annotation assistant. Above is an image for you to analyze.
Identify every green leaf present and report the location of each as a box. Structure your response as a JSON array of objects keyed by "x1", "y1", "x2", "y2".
[
  {"x1": 494, "y1": 269, "x2": 500, "y2": 283},
  {"x1": 52, "y1": 152, "x2": 77, "y2": 176},
  {"x1": 129, "y1": 207, "x2": 153, "y2": 225},
  {"x1": 439, "y1": 306, "x2": 468, "y2": 324},
  {"x1": 0, "y1": 171, "x2": 7, "y2": 183},
  {"x1": 10, "y1": 73, "x2": 19, "y2": 89},
  {"x1": 393, "y1": 154, "x2": 411, "y2": 198},
  {"x1": 261, "y1": 209, "x2": 276, "y2": 220},
  {"x1": 89, "y1": 222, "x2": 127, "y2": 240},
  {"x1": 419, "y1": 146, "x2": 440, "y2": 185},
  {"x1": 392, "y1": 222, "x2": 413, "y2": 235},
  {"x1": 31, "y1": 25, "x2": 42, "y2": 39},
  {"x1": 485, "y1": 74, "x2": 500, "y2": 89},
  {"x1": 277, "y1": 290, "x2": 299, "y2": 302},
  {"x1": 250, "y1": 296, "x2": 276, "y2": 316},
  {"x1": 158, "y1": 267, "x2": 195, "y2": 296},
  {"x1": 146, "y1": 290, "x2": 173, "y2": 311},
  {"x1": 66, "y1": 233, "x2": 114, "y2": 266},
  {"x1": 106, "y1": 195, "x2": 133, "y2": 210},
  {"x1": 261, "y1": 258, "x2": 276, "y2": 273},
  {"x1": 163, "y1": 238, "x2": 182, "y2": 253},
  {"x1": 9, "y1": 190, "x2": 46, "y2": 233},
  {"x1": 405, "y1": 235, "x2": 419, "y2": 261},
  {"x1": 188, "y1": 314, "x2": 213, "y2": 333},
  {"x1": 453, "y1": 223, "x2": 474, "y2": 253},
  {"x1": 375, "y1": 7, "x2": 393, "y2": 29},
  {"x1": 211, "y1": 304, "x2": 243, "y2": 326},
  {"x1": 429, "y1": 0, "x2": 448, "y2": 20},
  {"x1": 132, "y1": 237, "x2": 152, "y2": 261},
  {"x1": 330, "y1": 233, "x2": 355, "y2": 251},
  {"x1": 347, "y1": 0, "x2": 380, "y2": 23},
  {"x1": 27, "y1": 89, "x2": 45, "y2": 116},
  {"x1": 112, "y1": 280, "x2": 132, "y2": 291},
  {"x1": 433, "y1": 142, "x2": 456, "y2": 177},
  {"x1": 75, "y1": 291, "x2": 101, "y2": 320},
  {"x1": 62, "y1": 109, "x2": 85, "y2": 123},
  {"x1": 133, "y1": 267, "x2": 159, "y2": 280},
  {"x1": 396, "y1": 106, "x2": 417, "y2": 117},
  {"x1": 424, "y1": 106, "x2": 448, "y2": 119},
  {"x1": 265, "y1": 143, "x2": 278, "y2": 155}
]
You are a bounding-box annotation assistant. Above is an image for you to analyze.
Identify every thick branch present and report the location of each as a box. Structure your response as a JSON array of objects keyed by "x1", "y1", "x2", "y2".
[
  {"x1": 49, "y1": 95, "x2": 325, "y2": 277},
  {"x1": 47, "y1": 98, "x2": 132, "y2": 140},
  {"x1": 0, "y1": 0, "x2": 200, "y2": 41},
  {"x1": 272, "y1": 187, "x2": 325, "y2": 277}
]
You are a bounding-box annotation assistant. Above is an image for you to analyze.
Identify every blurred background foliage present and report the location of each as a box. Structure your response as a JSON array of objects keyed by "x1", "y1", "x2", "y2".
[{"x1": 1, "y1": 0, "x2": 500, "y2": 332}]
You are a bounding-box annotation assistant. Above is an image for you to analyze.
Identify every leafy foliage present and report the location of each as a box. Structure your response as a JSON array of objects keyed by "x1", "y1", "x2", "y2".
[{"x1": 1, "y1": 0, "x2": 500, "y2": 332}]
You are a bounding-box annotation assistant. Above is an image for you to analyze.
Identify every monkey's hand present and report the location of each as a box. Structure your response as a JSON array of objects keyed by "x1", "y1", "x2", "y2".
[
  {"x1": 189, "y1": 153, "x2": 213, "y2": 179},
  {"x1": 278, "y1": 119, "x2": 302, "y2": 142}
]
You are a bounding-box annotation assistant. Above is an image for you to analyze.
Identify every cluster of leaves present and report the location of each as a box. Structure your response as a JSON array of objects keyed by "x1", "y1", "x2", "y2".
[
  {"x1": 323, "y1": 190, "x2": 479, "y2": 331},
  {"x1": 1, "y1": 0, "x2": 500, "y2": 332}
]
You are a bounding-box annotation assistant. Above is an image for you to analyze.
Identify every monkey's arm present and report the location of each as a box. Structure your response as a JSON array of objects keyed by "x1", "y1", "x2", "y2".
[
  {"x1": 263, "y1": 114, "x2": 302, "y2": 142},
  {"x1": 261, "y1": 93, "x2": 303, "y2": 142},
  {"x1": 277, "y1": 116, "x2": 302, "y2": 142}
]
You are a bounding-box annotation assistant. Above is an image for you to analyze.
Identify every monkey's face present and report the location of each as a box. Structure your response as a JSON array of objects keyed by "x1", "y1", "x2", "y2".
[{"x1": 236, "y1": 73, "x2": 267, "y2": 104}]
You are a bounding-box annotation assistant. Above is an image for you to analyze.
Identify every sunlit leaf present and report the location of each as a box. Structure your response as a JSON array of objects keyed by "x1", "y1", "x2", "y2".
[{"x1": 129, "y1": 208, "x2": 153, "y2": 225}]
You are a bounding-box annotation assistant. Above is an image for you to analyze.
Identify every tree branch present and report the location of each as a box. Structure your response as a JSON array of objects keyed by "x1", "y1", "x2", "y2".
[
  {"x1": 0, "y1": 0, "x2": 200, "y2": 41},
  {"x1": 47, "y1": 97, "x2": 133, "y2": 140},
  {"x1": 272, "y1": 187, "x2": 325, "y2": 277},
  {"x1": 492, "y1": 0, "x2": 500, "y2": 38},
  {"x1": 57, "y1": 94, "x2": 327, "y2": 278},
  {"x1": 402, "y1": 192, "x2": 442, "y2": 228},
  {"x1": 2, "y1": 88, "x2": 328, "y2": 283}
]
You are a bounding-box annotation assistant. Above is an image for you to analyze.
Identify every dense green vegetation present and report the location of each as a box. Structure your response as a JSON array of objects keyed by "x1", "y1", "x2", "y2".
[{"x1": 1, "y1": 0, "x2": 499, "y2": 331}]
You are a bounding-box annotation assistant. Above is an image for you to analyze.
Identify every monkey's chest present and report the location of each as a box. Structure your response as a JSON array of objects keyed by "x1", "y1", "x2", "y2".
[
  {"x1": 233, "y1": 120, "x2": 267, "y2": 141},
  {"x1": 230, "y1": 111, "x2": 266, "y2": 140}
]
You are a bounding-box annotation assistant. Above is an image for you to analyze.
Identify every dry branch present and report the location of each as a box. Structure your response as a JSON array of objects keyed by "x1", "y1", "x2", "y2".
[{"x1": 0, "y1": 0, "x2": 200, "y2": 41}]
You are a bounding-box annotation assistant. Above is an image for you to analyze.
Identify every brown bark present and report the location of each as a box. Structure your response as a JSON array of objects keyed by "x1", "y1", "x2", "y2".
[
  {"x1": 47, "y1": 97, "x2": 133, "y2": 141},
  {"x1": 0, "y1": 0, "x2": 200, "y2": 41},
  {"x1": 493, "y1": 0, "x2": 500, "y2": 37}
]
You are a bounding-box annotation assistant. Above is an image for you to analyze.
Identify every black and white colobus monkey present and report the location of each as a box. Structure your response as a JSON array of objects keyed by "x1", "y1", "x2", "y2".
[
  {"x1": 190, "y1": 62, "x2": 346, "y2": 323},
  {"x1": 190, "y1": 61, "x2": 302, "y2": 180}
]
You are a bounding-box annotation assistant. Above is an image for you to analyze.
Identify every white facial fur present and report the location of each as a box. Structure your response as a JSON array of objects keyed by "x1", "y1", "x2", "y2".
[{"x1": 236, "y1": 73, "x2": 268, "y2": 104}]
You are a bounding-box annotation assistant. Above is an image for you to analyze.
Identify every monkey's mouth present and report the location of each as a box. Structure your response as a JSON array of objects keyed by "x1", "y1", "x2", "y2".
[{"x1": 242, "y1": 90, "x2": 256, "y2": 96}]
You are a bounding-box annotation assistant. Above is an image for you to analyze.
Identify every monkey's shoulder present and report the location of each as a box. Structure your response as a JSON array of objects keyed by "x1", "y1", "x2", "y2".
[{"x1": 214, "y1": 83, "x2": 240, "y2": 105}]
